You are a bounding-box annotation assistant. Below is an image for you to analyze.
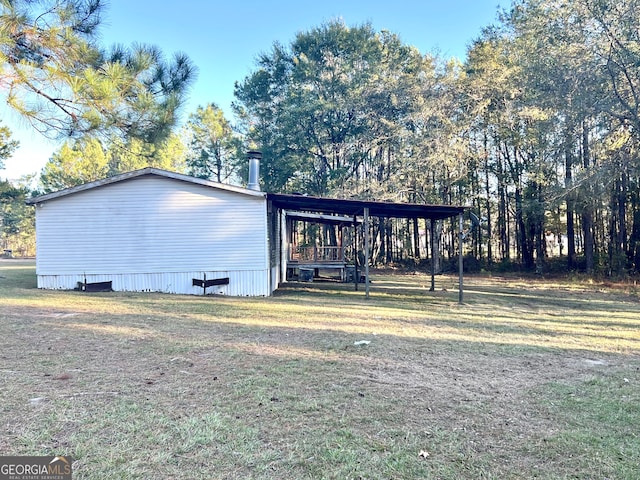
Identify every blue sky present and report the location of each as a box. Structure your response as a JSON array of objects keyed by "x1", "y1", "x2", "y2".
[{"x1": 2, "y1": 0, "x2": 506, "y2": 181}]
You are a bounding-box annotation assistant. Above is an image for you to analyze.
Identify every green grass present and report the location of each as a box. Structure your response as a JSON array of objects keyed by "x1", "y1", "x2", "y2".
[
  {"x1": 535, "y1": 374, "x2": 640, "y2": 479},
  {"x1": 1, "y1": 259, "x2": 640, "y2": 479}
]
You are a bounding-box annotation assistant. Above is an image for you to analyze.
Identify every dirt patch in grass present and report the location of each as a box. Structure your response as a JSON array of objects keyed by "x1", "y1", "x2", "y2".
[{"x1": 1, "y1": 262, "x2": 640, "y2": 479}]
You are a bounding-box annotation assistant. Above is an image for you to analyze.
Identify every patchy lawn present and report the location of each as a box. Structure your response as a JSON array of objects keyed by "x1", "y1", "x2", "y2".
[{"x1": 1, "y1": 259, "x2": 639, "y2": 479}]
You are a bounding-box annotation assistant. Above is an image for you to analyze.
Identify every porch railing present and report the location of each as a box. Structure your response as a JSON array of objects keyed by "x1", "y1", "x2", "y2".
[{"x1": 290, "y1": 245, "x2": 344, "y2": 263}]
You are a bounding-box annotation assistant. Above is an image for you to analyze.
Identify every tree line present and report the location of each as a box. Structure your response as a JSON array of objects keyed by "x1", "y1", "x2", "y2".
[
  {"x1": 2, "y1": 0, "x2": 640, "y2": 277},
  {"x1": 234, "y1": 0, "x2": 640, "y2": 276}
]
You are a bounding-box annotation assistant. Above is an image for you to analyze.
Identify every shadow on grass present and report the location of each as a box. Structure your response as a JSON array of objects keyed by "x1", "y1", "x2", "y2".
[
  {"x1": 2, "y1": 261, "x2": 640, "y2": 479},
  {"x1": 2, "y1": 301, "x2": 639, "y2": 479},
  {"x1": 2, "y1": 264, "x2": 640, "y2": 356}
]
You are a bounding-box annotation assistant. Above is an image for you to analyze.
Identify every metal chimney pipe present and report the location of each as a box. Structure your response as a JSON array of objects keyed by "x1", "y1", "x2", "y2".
[{"x1": 247, "y1": 150, "x2": 262, "y2": 191}]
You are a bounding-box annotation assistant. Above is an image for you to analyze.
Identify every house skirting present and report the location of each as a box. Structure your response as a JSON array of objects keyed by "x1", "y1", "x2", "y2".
[{"x1": 36, "y1": 269, "x2": 272, "y2": 296}]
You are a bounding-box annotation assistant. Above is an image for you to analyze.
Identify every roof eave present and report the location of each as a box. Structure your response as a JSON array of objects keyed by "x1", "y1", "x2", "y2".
[{"x1": 26, "y1": 168, "x2": 266, "y2": 205}]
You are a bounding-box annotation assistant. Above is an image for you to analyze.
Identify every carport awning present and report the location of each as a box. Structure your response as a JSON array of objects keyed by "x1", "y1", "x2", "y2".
[
  {"x1": 268, "y1": 192, "x2": 466, "y2": 303},
  {"x1": 267, "y1": 193, "x2": 465, "y2": 220}
]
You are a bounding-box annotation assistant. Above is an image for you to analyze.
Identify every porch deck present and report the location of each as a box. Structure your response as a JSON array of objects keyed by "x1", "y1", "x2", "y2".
[{"x1": 287, "y1": 245, "x2": 349, "y2": 281}]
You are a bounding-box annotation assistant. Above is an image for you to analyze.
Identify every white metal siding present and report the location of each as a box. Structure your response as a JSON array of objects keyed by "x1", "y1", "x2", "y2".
[
  {"x1": 37, "y1": 270, "x2": 271, "y2": 296},
  {"x1": 34, "y1": 176, "x2": 271, "y2": 296}
]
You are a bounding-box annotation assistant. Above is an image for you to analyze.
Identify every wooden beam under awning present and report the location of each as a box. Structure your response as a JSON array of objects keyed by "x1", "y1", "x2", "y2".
[{"x1": 283, "y1": 210, "x2": 357, "y2": 224}]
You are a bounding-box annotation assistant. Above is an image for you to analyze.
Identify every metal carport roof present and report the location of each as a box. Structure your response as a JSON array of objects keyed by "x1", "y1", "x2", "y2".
[
  {"x1": 267, "y1": 193, "x2": 465, "y2": 219},
  {"x1": 267, "y1": 192, "x2": 466, "y2": 303}
]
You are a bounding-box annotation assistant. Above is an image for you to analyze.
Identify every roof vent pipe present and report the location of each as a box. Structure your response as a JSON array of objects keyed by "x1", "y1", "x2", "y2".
[{"x1": 247, "y1": 150, "x2": 262, "y2": 191}]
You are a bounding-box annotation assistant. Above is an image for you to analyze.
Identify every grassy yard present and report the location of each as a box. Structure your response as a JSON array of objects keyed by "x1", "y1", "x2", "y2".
[{"x1": 1, "y1": 259, "x2": 639, "y2": 479}]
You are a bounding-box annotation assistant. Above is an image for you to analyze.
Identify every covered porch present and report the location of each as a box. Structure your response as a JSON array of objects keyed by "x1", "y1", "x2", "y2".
[
  {"x1": 283, "y1": 210, "x2": 358, "y2": 282},
  {"x1": 268, "y1": 193, "x2": 466, "y2": 301}
]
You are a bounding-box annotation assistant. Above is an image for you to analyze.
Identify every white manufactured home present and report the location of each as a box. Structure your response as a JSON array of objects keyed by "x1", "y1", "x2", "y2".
[
  {"x1": 27, "y1": 168, "x2": 274, "y2": 296},
  {"x1": 28, "y1": 165, "x2": 467, "y2": 298}
]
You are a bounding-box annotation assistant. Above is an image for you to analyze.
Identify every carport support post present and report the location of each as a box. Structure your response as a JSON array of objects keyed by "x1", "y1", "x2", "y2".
[
  {"x1": 458, "y1": 212, "x2": 464, "y2": 304},
  {"x1": 353, "y1": 214, "x2": 359, "y2": 291},
  {"x1": 364, "y1": 207, "x2": 370, "y2": 299},
  {"x1": 429, "y1": 219, "x2": 435, "y2": 292}
]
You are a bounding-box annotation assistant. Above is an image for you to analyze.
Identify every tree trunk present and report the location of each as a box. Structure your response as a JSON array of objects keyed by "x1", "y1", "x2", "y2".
[
  {"x1": 496, "y1": 148, "x2": 509, "y2": 261},
  {"x1": 627, "y1": 180, "x2": 640, "y2": 272},
  {"x1": 376, "y1": 217, "x2": 385, "y2": 264},
  {"x1": 432, "y1": 219, "x2": 442, "y2": 274},
  {"x1": 581, "y1": 121, "x2": 594, "y2": 274},
  {"x1": 534, "y1": 183, "x2": 545, "y2": 274},
  {"x1": 609, "y1": 169, "x2": 628, "y2": 276},
  {"x1": 619, "y1": 169, "x2": 628, "y2": 260},
  {"x1": 484, "y1": 143, "x2": 493, "y2": 265},
  {"x1": 515, "y1": 187, "x2": 533, "y2": 269},
  {"x1": 582, "y1": 211, "x2": 594, "y2": 274},
  {"x1": 413, "y1": 218, "x2": 421, "y2": 259},
  {"x1": 565, "y1": 128, "x2": 576, "y2": 269},
  {"x1": 384, "y1": 218, "x2": 393, "y2": 265},
  {"x1": 609, "y1": 183, "x2": 619, "y2": 276}
]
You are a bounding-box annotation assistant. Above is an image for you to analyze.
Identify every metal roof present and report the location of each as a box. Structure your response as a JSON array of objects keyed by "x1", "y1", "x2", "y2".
[
  {"x1": 25, "y1": 167, "x2": 465, "y2": 221},
  {"x1": 26, "y1": 167, "x2": 265, "y2": 205},
  {"x1": 268, "y1": 193, "x2": 465, "y2": 220}
]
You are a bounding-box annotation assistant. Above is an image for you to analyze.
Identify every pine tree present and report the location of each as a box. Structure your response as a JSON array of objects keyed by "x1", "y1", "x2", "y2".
[
  {"x1": 0, "y1": 0, "x2": 196, "y2": 142},
  {"x1": 0, "y1": 119, "x2": 18, "y2": 170}
]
